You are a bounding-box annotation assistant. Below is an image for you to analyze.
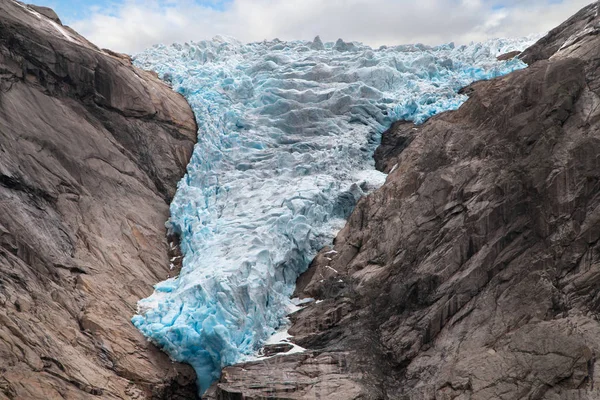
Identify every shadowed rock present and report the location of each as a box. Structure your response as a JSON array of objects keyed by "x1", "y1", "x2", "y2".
[
  {"x1": 260, "y1": 343, "x2": 294, "y2": 357},
  {"x1": 0, "y1": 1, "x2": 198, "y2": 399},
  {"x1": 496, "y1": 50, "x2": 521, "y2": 61},
  {"x1": 373, "y1": 120, "x2": 420, "y2": 173}
]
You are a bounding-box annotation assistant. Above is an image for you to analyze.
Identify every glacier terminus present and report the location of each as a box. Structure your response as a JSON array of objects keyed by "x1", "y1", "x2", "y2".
[{"x1": 130, "y1": 35, "x2": 539, "y2": 393}]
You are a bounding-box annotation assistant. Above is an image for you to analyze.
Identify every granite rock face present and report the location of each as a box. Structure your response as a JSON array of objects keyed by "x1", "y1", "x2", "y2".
[
  {"x1": 0, "y1": 1, "x2": 198, "y2": 399},
  {"x1": 208, "y1": 3, "x2": 600, "y2": 399}
]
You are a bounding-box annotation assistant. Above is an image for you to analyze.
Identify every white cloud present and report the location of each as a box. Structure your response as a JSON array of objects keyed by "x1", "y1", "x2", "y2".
[{"x1": 70, "y1": 0, "x2": 595, "y2": 54}]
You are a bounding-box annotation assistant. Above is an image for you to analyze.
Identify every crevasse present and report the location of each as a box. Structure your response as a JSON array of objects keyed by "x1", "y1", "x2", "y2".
[{"x1": 131, "y1": 35, "x2": 539, "y2": 393}]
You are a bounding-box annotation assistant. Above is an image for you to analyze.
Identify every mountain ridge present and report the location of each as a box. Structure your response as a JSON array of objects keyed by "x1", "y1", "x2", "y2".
[{"x1": 0, "y1": 1, "x2": 199, "y2": 398}]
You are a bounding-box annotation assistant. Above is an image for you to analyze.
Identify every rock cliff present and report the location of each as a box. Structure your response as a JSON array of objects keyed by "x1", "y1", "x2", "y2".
[
  {"x1": 207, "y1": 2, "x2": 600, "y2": 399},
  {"x1": 0, "y1": 1, "x2": 198, "y2": 398}
]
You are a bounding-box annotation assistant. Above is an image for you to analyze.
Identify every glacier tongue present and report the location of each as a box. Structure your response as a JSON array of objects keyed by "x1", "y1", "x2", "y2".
[{"x1": 131, "y1": 35, "x2": 539, "y2": 393}]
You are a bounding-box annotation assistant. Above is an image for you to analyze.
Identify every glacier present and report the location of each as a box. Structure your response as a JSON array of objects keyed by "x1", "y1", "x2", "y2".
[{"x1": 131, "y1": 35, "x2": 539, "y2": 393}]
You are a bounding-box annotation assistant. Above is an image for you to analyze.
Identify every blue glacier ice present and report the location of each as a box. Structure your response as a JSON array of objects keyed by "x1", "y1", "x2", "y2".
[{"x1": 131, "y1": 35, "x2": 539, "y2": 393}]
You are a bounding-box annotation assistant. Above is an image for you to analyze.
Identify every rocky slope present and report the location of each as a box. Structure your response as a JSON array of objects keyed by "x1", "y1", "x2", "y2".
[
  {"x1": 0, "y1": 1, "x2": 199, "y2": 398},
  {"x1": 207, "y1": 2, "x2": 600, "y2": 399}
]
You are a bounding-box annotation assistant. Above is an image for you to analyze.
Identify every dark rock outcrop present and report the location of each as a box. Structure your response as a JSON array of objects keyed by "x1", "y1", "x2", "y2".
[
  {"x1": 208, "y1": 3, "x2": 600, "y2": 399},
  {"x1": 496, "y1": 50, "x2": 521, "y2": 61},
  {"x1": 373, "y1": 120, "x2": 420, "y2": 173},
  {"x1": 0, "y1": 1, "x2": 198, "y2": 398}
]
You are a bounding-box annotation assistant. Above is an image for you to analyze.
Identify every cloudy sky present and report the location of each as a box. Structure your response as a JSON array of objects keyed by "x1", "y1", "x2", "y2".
[{"x1": 31, "y1": 0, "x2": 593, "y2": 54}]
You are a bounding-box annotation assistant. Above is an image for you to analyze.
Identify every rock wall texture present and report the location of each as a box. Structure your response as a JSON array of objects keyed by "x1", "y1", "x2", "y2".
[
  {"x1": 207, "y1": 3, "x2": 600, "y2": 399},
  {"x1": 0, "y1": 1, "x2": 199, "y2": 398}
]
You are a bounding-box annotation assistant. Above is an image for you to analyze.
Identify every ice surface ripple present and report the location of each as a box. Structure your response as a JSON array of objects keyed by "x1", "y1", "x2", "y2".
[{"x1": 131, "y1": 35, "x2": 538, "y2": 393}]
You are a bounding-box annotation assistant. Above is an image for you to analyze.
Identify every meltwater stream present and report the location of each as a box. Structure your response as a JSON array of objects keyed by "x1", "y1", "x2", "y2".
[{"x1": 131, "y1": 35, "x2": 538, "y2": 393}]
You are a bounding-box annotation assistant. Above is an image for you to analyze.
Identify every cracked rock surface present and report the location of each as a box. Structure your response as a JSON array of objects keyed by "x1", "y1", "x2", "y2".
[
  {"x1": 0, "y1": 1, "x2": 198, "y2": 398},
  {"x1": 207, "y1": 3, "x2": 600, "y2": 399}
]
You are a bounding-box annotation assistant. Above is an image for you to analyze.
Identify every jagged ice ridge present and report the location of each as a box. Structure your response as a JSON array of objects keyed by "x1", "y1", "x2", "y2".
[{"x1": 131, "y1": 35, "x2": 539, "y2": 393}]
